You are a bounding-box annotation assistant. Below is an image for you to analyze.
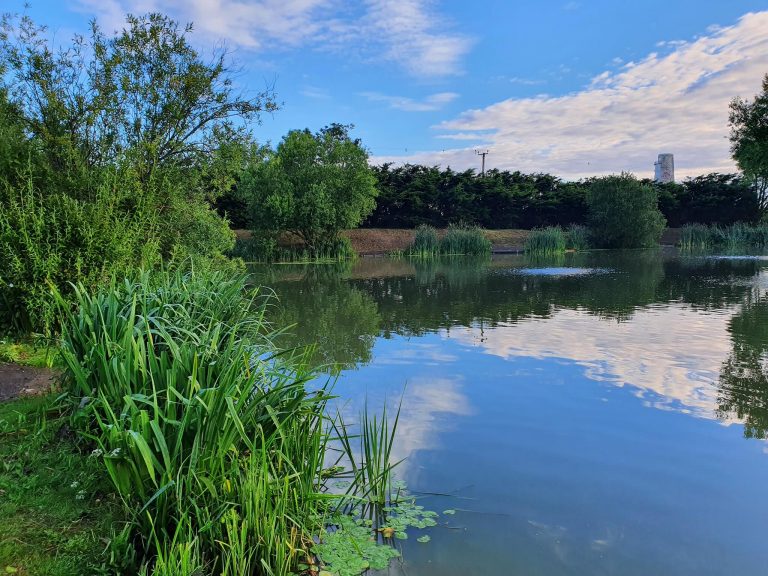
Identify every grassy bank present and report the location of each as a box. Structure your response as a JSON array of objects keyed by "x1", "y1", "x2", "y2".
[
  {"x1": 0, "y1": 340, "x2": 58, "y2": 367},
  {"x1": 0, "y1": 395, "x2": 125, "y2": 576}
]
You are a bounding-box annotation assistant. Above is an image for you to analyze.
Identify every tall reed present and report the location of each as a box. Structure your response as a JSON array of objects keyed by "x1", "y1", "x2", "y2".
[
  {"x1": 680, "y1": 223, "x2": 768, "y2": 251},
  {"x1": 439, "y1": 224, "x2": 492, "y2": 255},
  {"x1": 525, "y1": 226, "x2": 567, "y2": 255},
  {"x1": 565, "y1": 224, "x2": 591, "y2": 251},
  {"x1": 405, "y1": 224, "x2": 440, "y2": 258}
]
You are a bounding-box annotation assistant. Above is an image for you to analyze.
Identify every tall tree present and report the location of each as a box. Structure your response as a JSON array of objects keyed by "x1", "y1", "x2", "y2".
[
  {"x1": 586, "y1": 173, "x2": 666, "y2": 248},
  {"x1": 729, "y1": 74, "x2": 768, "y2": 219},
  {"x1": 241, "y1": 124, "x2": 377, "y2": 254}
]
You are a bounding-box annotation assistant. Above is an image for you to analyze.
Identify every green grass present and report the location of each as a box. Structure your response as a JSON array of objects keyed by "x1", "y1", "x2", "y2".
[
  {"x1": 0, "y1": 395, "x2": 126, "y2": 576},
  {"x1": 0, "y1": 339, "x2": 58, "y2": 367},
  {"x1": 525, "y1": 226, "x2": 567, "y2": 255}
]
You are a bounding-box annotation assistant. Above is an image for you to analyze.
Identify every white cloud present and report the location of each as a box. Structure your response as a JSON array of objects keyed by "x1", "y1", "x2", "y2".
[
  {"x1": 372, "y1": 11, "x2": 768, "y2": 179},
  {"x1": 360, "y1": 90, "x2": 459, "y2": 112},
  {"x1": 361, "y1": 0, "x2": 472, "y2": 76},
  {"x1": 72, "y1": 0, "x2": 470, "y2": 76}
]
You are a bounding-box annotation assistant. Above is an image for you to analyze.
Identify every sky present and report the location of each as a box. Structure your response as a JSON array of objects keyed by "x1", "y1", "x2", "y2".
[{"x1": 11, "y1": 0, "x2": 768, "y2": 180}]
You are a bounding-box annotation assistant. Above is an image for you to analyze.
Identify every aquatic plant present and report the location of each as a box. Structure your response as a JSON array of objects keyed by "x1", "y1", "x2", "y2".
[
  {"x1": 439, "y1": 224, "x2": 492, "y2": 256},
  {"x1": 405, "y1": 224, "x2": 440, "y2": 258},
  {"x1": 525, "y1": 226, "x2": 567, "y2": 255},
  {"x1": 232, "y1": 234, "x2": 356, "y2": 263},
  {"x1": 55, "y1": 269, "x2": 424, "y2": 575},
  {"x1": 565, "y1": 224, "x2": 591, "y2": 251},
  {"x1": 402, "y1": 224, "x2": 490, "y2": 258},
  {"x1": 679, "y1": 223, "x2": 768, "y2": 251}
]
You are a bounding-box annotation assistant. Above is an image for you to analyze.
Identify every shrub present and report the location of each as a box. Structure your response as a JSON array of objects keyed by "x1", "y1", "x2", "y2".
[
  {"x1": 0, "y1": 179, "x2": 158, "y2": 335},
  {"x1": 586, "y1": 174, "x2": 666, "y2": 248},
  {"x1": 525, "y1": 226, "x2": 567, "y2": 255}
]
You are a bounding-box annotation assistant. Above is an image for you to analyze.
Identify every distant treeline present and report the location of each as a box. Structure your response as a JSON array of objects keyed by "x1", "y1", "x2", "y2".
[{"x1": 357, "y1": 165, "x2": 759, "y2": 229}]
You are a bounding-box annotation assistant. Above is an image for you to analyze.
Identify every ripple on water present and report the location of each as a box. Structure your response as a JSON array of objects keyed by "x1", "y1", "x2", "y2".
[
  {"x1": 703, "y1": 255, "x2": 768, "y2": 261},
  {"x1": 513, "y1": 267, "x2": 612, "y2": 276}
]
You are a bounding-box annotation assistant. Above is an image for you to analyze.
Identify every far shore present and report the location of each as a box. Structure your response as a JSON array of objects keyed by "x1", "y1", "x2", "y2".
[{"x1": 234, "y1": 228, "x2": 683, "y2": 256}]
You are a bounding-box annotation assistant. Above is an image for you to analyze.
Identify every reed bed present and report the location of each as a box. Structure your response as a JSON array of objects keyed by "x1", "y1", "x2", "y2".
[
  {"x1": 54, "y1": 269, "x2": 412, "y2": 575},
  {"x1": 565, "y1": 224, "x2": 591, "y2": 251},
  {"x1": 232, "y1": 235, "x2": 356, "y2": 263},
  {"x1": 405, "y1": 224, "x2": 440, "y2": 258},
  {"x1": 404, "y1": 224, "x2": 491, "y2": 257},
  {"x1": 679, "y1": 223, "x2": 768, "y2": 251},
  {"x1": 525, "y1": 226, "x2": 567, "y2": 255}
]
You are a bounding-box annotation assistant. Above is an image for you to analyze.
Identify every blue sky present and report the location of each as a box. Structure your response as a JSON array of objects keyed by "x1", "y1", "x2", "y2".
[{"x1": 13, "y1": 0, "x2": 768, "y2": 179}]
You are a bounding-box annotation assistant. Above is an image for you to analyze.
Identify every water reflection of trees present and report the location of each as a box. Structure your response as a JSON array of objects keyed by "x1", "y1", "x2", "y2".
[
  {"x1": 261, "y1": 252, "x2": 763, "y2": 372},
  {"x1": 356, "y1": 252, "x2": 758, "y2": 334},
  {"x1": 266, "y1": 265, "x2": 380, "y2": 372},
  {"x1": 717, "y1": 292, "x2": 768, "y2": 438}
]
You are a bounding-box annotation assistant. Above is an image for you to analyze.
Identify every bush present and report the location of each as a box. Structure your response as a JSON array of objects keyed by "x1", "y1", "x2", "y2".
[
  {"x1": 525, "y1": 227, "x2": 567, "y2": 255},
  {"x1": 586, "y1": 174, "x2": 666, "y2": 248},
  {"x1": 0, "y1": 180, "x2": 158, "y2": 335}
]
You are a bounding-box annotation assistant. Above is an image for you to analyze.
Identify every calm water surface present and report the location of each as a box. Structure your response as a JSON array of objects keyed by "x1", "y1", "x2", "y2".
[{"x1": 252, "y1": 250, "x2": 768, "y2": 576}]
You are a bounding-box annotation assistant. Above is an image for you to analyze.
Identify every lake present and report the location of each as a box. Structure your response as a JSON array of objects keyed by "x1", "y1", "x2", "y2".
[{"x1": 251, "y1": 250, "x2": 768, "y2": 576}]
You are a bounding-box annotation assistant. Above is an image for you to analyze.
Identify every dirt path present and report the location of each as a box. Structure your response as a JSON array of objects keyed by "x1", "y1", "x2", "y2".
[{"x1": 0, "y1": 363, "x2": 57, "y2": 402}]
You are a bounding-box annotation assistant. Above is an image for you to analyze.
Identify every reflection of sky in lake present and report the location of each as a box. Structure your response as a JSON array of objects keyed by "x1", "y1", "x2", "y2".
[
  {"x1": 262, "y1": 254, "x2": 768, "y2": 575},
  {"x1": 338, "y1": 327, "x2": 768, "y2": 576},
  {"x1": 450, "y1": 305, "x2": 735, "y2": 421}
]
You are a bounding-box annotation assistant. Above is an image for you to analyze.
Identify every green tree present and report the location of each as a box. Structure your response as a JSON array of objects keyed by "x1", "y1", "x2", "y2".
[
  {"x1": 241, "y1": 124, "x2": 377, "y2": 254},
  {"x1": 0, "y1": 11, "x2": 275, "y2": 333},
  {"x1": 729, "y1": 74, "x2": 768, "y2": 219},
  {"x1": 586, "y1": 173, "x2": 666, "y2": 248}
]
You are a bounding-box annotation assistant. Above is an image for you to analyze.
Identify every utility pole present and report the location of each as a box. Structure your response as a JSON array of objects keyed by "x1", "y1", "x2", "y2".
[{"x1": 475, "y1": 149, "x2": 489, "y2": 177}]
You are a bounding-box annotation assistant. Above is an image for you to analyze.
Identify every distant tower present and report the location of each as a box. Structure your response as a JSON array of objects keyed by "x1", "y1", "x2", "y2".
[{"x1": 654, "y1": 153, "x2": 674, "y2": 183}]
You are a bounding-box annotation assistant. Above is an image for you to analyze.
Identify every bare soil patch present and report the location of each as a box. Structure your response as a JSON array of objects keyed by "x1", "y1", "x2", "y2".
[{"x1": 0, "y1": 363, "x2": 57, "y2": 402}]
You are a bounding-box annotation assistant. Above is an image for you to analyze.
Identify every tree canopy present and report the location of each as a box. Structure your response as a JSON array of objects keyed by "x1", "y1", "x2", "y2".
[
  {"x1": 0, "y1": 11, "x2": 275, "y2": 333},
  {"x1": 240, "y1": 124, "x2": 377, "y2": 253},
  {"x1": 730, "y1": 73, "x2": 768, "y2": 219},
  {"x1": 586, "y1": 174, "x2": 666, "y2": 248}
]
